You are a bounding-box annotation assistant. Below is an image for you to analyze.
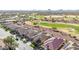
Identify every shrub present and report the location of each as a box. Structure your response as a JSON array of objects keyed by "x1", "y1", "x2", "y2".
[
  {"x1": 3, "y1": 36, "x2": 18, "y2": 50},
  {"x1": 33, "y1": 22, "x2": 38, "y2": 25}
]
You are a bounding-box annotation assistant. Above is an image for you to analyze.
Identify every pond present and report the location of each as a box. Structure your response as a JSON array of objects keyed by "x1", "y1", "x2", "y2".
[{"x1": 0, "y1": 27, "x2": 33, "y2": 50}]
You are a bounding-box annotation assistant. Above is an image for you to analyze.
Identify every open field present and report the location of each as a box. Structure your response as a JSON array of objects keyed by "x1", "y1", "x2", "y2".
[{"x1": 33, "y1": 21, "x2": 79, "y2": 34}]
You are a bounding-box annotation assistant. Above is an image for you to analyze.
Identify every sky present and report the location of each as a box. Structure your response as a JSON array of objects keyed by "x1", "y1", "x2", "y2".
[{"x1": 0, "y1": 0, "x2": 79, "y2": 10}]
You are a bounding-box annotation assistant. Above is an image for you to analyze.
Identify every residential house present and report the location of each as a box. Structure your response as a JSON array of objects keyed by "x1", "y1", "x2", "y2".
[
  {"x1": 32, "y1": 31, "x2": 52, "y2": 45},
  {"x1": 43, "y1": 37, "x2": 64, "y2": 50}
]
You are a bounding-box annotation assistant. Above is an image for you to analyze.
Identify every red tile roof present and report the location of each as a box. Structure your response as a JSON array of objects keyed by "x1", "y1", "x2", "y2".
[{"x1": 44, "y1": 37, "x2": 64, "y2": 50}]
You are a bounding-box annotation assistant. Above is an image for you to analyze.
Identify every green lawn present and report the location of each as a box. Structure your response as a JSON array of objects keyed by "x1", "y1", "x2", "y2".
[{"x1": 38, "y1": 22, "x2": 79, "y2": 33}]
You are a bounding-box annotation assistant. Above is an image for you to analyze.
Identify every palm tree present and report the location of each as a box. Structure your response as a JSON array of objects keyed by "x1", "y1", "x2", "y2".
[{"x1": 3, "y1": 36, "x2": 18, "y2": 50}]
